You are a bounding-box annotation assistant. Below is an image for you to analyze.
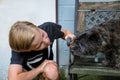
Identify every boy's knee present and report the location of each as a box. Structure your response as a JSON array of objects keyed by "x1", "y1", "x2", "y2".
[{"x1": 43, "y1": 62, "x2": 59, "y2": 80}]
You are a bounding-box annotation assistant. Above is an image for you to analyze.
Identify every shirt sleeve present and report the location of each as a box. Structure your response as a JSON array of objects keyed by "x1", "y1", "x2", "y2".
[
  {"x1": 38, "y1": 22, "x2": 64, "y2": 42},
  {"x1": 10, "y1": 50, "x2": 24, "y2": 65}
]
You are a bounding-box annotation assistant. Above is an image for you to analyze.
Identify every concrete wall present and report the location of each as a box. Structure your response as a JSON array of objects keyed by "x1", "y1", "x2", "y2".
[{"x1": 0, "y1": 0, "x2": 56, "y2": 80}]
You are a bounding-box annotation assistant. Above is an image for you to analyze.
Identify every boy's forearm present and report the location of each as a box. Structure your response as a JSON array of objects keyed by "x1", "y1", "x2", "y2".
[
  {"x1": 8, "y1": 66, "x2": 42, "y2": 80},
  {"x1": 17, "y1": 67, "x2": 42, "y2": 80},
  {"x1": 10, "y1": 60, "x2": 53, "y2": 80}
]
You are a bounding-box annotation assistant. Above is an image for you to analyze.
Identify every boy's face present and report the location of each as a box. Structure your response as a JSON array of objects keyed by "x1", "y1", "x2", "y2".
[{"x1": 30, "y1": 29, "x2": 51, "y2": 51}]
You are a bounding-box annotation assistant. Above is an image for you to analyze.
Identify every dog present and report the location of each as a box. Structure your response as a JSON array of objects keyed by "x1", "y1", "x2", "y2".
[{"x1": 71, "y1": 19, "x2": 120, "y2": 69}]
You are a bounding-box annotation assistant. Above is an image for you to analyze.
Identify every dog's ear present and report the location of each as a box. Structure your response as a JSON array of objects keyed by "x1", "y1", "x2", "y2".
[{"x1": 87, "y1": 27, "x2": 99, "y2": 39}]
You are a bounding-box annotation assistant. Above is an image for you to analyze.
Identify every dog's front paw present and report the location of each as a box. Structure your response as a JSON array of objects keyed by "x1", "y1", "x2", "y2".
[
  {"x1": 114, "y1": 64, "x2": 120, "y2": 69},
  {"x1": 102, "y1": 60, "x2": 110, "y2": 67}
]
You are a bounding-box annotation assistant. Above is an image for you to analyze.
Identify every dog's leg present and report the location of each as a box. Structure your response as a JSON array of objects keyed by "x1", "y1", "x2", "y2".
[
  {"x1": 102, "y1": 49, "x2": 116, "y2": 67},
  {"x1": 115, "y1": 53, "x2": 120, "y2": 69}
]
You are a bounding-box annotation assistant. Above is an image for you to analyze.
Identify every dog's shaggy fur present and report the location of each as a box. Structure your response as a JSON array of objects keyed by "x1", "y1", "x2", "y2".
[{"x1": 71, "y1": 19, "x2": 120, "y2": 69}]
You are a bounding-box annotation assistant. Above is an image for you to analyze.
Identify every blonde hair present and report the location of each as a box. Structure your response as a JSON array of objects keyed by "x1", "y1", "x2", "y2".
[{"x1": 9, "y1": 21, "x2": 39, "y2": 51}]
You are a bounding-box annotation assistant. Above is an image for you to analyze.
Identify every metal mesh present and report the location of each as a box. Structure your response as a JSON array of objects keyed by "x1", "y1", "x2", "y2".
[{"x1": 85, "y1": 11, "x2": 120, "y2": 29}]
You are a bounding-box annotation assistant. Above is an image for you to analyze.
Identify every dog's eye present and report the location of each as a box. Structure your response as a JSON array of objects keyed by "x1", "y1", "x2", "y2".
[
  {"x1": 89, "y1": 33, "x2": 100, "y2": 40},
  {"x1": 88, "y1": 34, "x2": 96, "y2": 40}
]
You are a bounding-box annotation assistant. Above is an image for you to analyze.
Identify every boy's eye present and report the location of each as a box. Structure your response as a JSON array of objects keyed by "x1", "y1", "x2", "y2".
[{"x1": 42, "y1": 34, "x2": 44, "y2": 37}]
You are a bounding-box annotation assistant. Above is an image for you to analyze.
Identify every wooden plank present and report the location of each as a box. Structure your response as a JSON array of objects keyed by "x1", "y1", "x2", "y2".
[
  {"x1": 77, "y1": 12, "x2": 85, "y2": 32},
  {"x1": 73, "y1": 55, "x2": 104, "y2": 65},
  {"x1": 78, "y1": 2, "x2": 120, "y2": 10},
  {"x1": 70, "y1": 65, "x2": 120, "y2": 77}
]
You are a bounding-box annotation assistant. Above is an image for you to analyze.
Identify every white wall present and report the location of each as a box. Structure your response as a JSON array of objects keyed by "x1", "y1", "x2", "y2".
[{"x1": 0, "y1": 0, "x2": 56, "y2": 79}]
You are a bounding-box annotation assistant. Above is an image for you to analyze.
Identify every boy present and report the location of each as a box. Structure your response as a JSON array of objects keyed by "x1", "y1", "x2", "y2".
[{"x1": 8, "y1": 21, "x2": 75, "y2": 80}]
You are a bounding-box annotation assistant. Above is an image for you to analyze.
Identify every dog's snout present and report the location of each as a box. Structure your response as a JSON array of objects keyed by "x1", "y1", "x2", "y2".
[{"x1": 70, "y1": 46, "x2": 78, "y2": 50}]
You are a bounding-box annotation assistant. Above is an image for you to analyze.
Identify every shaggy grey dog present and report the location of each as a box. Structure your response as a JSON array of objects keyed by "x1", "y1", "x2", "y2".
[{"x1": 71, "y1": 19, "x2": 120, "y2": 69}]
